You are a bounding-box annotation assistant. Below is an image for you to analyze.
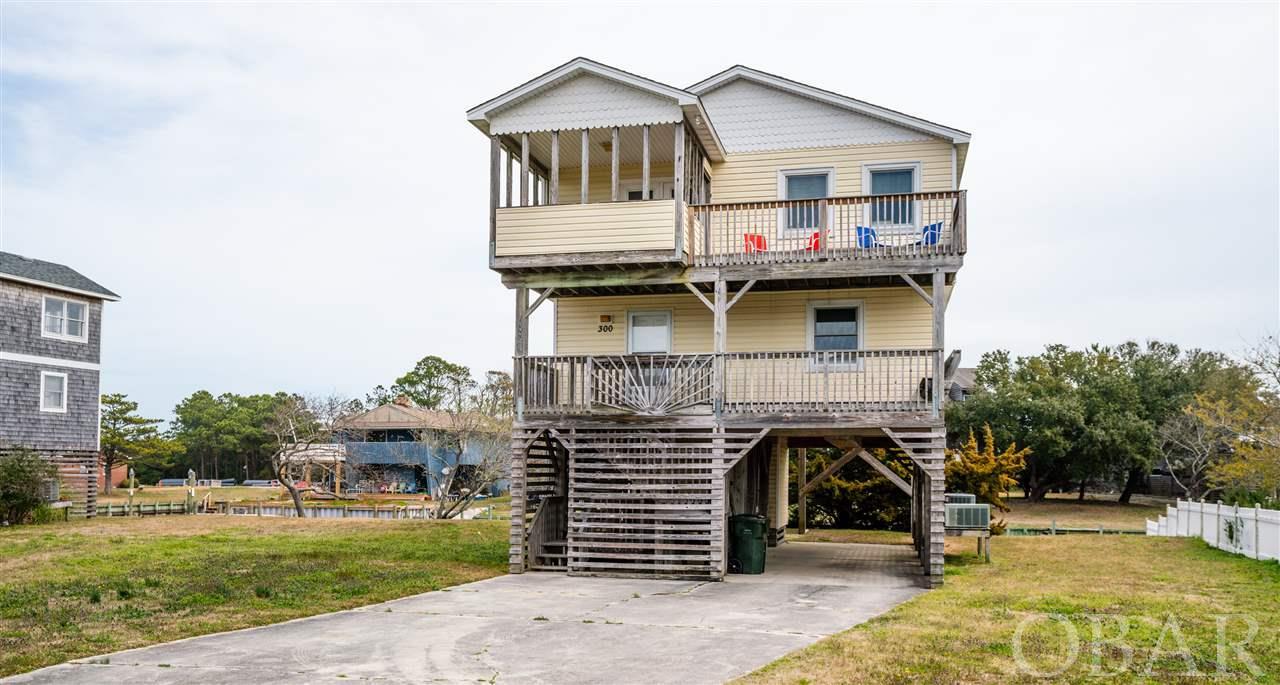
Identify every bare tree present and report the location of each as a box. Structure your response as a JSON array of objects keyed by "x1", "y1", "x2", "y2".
[
  {"x1": 265, "y1": 394, "x2": 355, "y2": 517},
  {"x1": 423, "y1": 373, "x2": 511, "y2": 519},
  {"x1": 1159, "y1": 410, "x2": 1231, "y2": 499}
]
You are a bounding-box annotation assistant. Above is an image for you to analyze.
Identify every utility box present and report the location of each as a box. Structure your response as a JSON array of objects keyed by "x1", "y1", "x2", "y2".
[
  {"x1": 945, "y1": 503, "x2": 991, "y2": 530},
  {"x1": 729, "y1": 514, "x2": 767, "y2": 574},
  {"x1": 945, "y1": 493, "x2": 977, "y2": 505}
]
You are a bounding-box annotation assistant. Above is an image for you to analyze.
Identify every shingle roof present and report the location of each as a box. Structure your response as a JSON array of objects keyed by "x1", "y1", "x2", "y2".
[{"x1": 0, "y1": 252, "x2": 119, "y2": 301}]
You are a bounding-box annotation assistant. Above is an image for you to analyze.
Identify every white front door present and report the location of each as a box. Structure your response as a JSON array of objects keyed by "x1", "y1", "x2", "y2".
[{"x1": 628, "y1": 310, "x2": 672, "y2": 354}]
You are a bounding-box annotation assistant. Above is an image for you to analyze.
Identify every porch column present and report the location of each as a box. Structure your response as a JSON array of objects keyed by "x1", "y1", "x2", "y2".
[
  {"x1": 610, "y1": 126, "x2": 620, "y2": 201},
  {"x1": 549, "y1": 130, "x2": 559, "y2": 205},
  {"x1": 514, "y1": 288, "x2": 529, "y2": 419},
  {"x1": 796, "y1": 447, "x2": 808, "y2": 535},
  {"x1": 642, "y1": 124, "x2": 650, "y2": 199},
  {"x1": 931, "y1": 268, "x2": 946, "y2": 416},
  {"x1": 580, "y1": 129, "x2": 590, "y2": 204},
  {"x1": 489, "y1": 135, "x2": 500, "y2": 264},
  {"x1": 509, "y1": 435, "x2": 529, "y2": 573},
  {"x1": 515, "y1": 287, "x2": 529, "y2": 356},
  {"x1": 505, "y1": 146, "x2": 513, "y2": 208},
  {"x1": 767, "y1": 436, "x2": 789, "y2": 546},
  {"x1": 520, "y1": 133, "x2": 530, "y2": 207},
  {"x1": 713, "y1": 279, "x2": 726, "y2": 415},
  {"x1": 673, "y1": 122, "x2": 686, "y2": 257},
  {"x1": 924, "y1": 451, "x2": 946, "y2": 583}
]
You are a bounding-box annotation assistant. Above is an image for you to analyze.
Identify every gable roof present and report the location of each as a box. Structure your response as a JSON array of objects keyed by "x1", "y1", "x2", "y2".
[
  {"x1": 0, "y1": 251, "x2": 120, "y2": 301},
  {"x1": 688, "y1": 65, "x2": 971, "y2": 145},
  {"x1": 339, "y1": 402, "x2": 502, "y2": 433},
  {"x1": 467, "y1": 57, "x2": 725, "y2": 162}
]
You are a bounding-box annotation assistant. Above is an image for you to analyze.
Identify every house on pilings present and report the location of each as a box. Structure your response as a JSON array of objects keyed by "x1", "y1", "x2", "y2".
[{"x1": 466, "y1": 58, "x2": 970, "y2": 584}]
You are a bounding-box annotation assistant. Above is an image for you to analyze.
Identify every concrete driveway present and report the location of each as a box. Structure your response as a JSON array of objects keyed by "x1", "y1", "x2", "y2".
[{"x1": 8, "y1": 542, "x2": 925, "y2": 684}]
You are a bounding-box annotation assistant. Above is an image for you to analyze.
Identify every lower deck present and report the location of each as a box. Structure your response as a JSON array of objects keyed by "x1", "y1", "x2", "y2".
[{"x1": 507, "y1": 417, "x2": 947, "y2": 585}]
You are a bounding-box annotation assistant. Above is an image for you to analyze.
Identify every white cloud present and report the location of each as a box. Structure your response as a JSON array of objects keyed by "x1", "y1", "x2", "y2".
[{"x1": 1, "y1": 2, "x2": 1276, "y2": 420}]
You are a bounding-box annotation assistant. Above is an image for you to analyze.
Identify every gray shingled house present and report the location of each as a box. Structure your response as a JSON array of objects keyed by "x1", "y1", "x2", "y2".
[{"x1": 0, "y1": 252, "x2": 119, "y2": 517}]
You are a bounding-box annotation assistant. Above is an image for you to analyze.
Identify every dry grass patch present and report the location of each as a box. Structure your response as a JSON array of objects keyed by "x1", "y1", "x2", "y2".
[
  {"x1": 740, "y1": 536, "x2": 1280, "y2": 684},
  {"x1": 1004, "y1": 494, "x2": 1167, "y2": 530},
  {"x1": 0, "y1": 516, "x2": 507, "y2": 676}
]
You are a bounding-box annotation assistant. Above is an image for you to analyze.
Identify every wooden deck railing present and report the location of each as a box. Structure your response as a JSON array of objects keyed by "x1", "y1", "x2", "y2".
[
  {"x1": 515, "y1": 348, "x2": 940, "y2": 417},
  {"x1": 690, "y1": 190, "x2": 966, "y2": 266},
  {"x1": 722, "y1": 349, "x2": 939, "y2": 414}
]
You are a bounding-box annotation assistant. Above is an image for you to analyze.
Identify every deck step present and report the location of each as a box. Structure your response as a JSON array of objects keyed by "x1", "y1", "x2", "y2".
[{"x1": 529, "y1": 564, "x2": 568, "y2": 572}]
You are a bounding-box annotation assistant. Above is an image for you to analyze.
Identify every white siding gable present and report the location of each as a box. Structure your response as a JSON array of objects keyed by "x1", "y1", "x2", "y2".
[
  {"x1": 700, "y1": 79, "x2": 930, "y2": 153},
  {"x1": 488, "y1": 73, "x2": 683, "y2": 136}
]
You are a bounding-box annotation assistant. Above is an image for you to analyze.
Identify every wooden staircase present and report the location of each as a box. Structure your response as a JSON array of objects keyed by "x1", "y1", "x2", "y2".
[
  {"x1": 532, "y1": 539, "x2": 568, "y2": 571},
  {"x1": 526, "y1": 495, "x2": 568, "y2": 572}
]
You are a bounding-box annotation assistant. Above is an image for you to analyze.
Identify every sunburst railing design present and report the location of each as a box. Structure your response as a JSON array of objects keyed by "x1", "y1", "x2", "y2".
[{"x1": 588, "y1": 354, "x2": 715, "y2": 415}]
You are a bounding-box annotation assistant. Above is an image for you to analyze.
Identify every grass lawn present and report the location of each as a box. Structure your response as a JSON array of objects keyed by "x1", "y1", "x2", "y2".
[
  {"x1": 741, "y1": 535, "x2": 1280, "y2": 684},
  {"x1": 1004, "y1": 493, "x2": 1168, "y2": 531},
  {"x1": 0, "y1": 516, "x2": 507, "y2": 677},
  {"x1": 788, "y1": 529, "x2": 912, "y2": 545}
]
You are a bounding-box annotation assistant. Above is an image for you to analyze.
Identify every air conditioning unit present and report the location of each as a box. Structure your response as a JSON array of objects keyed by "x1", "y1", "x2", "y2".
[
  {"x1": 945, "y1": 493, "x2": 977, "y2": 504},
  {"x1": 945, "y1": 503, "x2": 991, "y2": 529}
]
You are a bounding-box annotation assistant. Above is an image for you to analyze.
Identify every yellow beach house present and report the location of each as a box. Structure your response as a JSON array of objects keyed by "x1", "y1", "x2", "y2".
[{"x1": 467, "y1": 58, "x2": 969, "y2": 584}]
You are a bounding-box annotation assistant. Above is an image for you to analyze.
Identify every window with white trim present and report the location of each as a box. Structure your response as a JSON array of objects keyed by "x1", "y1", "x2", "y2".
[
  {"x1": 806, "y1": 301, "x2": 864, "y2": 369},
  {"x1": 779, "y1": 168, "x2": 833, "y2": 230},
  {"x1": 42, "y1": 296, "x2": 89, "y2": 342},
  {"x1": 811, "y1": 306, "x2": 859, "y2": 351},
  {"x1": 627, "y1": 310, "x2": 672, "y2": 354},
  {"x1": 40, "y1": 371, "x2": 68, "y2": 413},
  {"x1": 863, "y1": 162, "x2": 921, "y2": 226}
]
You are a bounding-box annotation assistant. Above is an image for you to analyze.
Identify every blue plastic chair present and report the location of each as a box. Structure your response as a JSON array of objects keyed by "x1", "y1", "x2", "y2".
[
  {"x1": 919, "y1": 222, "x2": 943, "y2": 246},
  {"x1": 855, "y1": 226, "x2": 879, "y2": 249}
]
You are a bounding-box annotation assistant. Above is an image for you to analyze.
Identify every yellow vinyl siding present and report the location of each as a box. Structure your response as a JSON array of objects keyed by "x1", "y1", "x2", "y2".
[
  {"x1": 495, "y1": 200, "x2": 675, "y2": 256},
  {"x1": 708, "y1": 140, "x2": 955, "y2": 203},
  {"x1": 553, "y1": 286, "x2": 938, "y2": 354}
]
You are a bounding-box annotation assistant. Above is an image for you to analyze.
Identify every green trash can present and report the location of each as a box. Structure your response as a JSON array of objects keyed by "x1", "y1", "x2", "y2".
[{"x1": 729, "y1": 513, "x2": 768, "y2": 574}]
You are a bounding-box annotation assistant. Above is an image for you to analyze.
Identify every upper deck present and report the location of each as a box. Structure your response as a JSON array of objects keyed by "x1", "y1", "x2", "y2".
[{"x1": 470, "y1": 60, "x2": 970, "y2": 291}]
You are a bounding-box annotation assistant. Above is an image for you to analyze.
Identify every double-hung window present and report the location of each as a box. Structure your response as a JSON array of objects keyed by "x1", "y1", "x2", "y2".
[
  {"x1": 779, "y1": 169, "x2": 832, "y2": 230},
  {"x1": 865, "y1": 163, "x2": 920, "y2": 226},
  {"x1": 42, "y1": 296, "x2": 88, "y2": 342},
  {"x1": 40, "y1": 371, "x2": 68, "y2": 413},
  {"x1": 807, "y1": 301, "x2": 863, "y2": 368}
]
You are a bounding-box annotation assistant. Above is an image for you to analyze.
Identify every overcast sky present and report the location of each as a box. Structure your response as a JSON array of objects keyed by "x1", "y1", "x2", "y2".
[{"x1": 2, "y1": 2, "x2": 1277, "y2": 422}]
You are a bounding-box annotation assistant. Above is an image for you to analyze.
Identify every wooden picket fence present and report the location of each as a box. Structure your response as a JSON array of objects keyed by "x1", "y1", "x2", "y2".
[
  {"x1": 98, "y1": 501, "x2": 192, "y2": 517},
  {"x1": 1147, "y1": 499, "x2": 1280, "y2": 562}
]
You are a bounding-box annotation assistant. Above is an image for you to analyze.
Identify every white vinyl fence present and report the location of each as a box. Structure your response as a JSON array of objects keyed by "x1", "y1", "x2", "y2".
[
  {"x1": 222, "y1": 502, "x2": 434, "y2": 520},
  {"x1": 1147, "y1": 499, "x2": 1280, "y2": 562}
]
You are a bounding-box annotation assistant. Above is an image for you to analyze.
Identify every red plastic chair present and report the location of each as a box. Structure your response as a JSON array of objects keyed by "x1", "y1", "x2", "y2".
[
  {"x1": 805, "y1": 231, "x2": 824, "y2": 251},
  {"x1": 743, "y1": 233, "x2": 767, "y2": 253}
]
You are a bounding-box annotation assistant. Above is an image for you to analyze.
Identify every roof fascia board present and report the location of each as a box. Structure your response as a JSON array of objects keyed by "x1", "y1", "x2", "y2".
[
  {"x1": 689, "y1": 66, "x2": 971, "y2": 144},
  {"x1": 683, "y1": 100, "x2": 726, "y2": 162},
  {"x1": 0, "y1": 273, "x2": 119, "y2": 301}
]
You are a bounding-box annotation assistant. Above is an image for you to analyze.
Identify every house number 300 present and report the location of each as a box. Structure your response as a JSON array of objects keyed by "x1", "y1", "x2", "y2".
[{"x1": 597, "y1": 324, "x2": 614, "y2": 333}]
